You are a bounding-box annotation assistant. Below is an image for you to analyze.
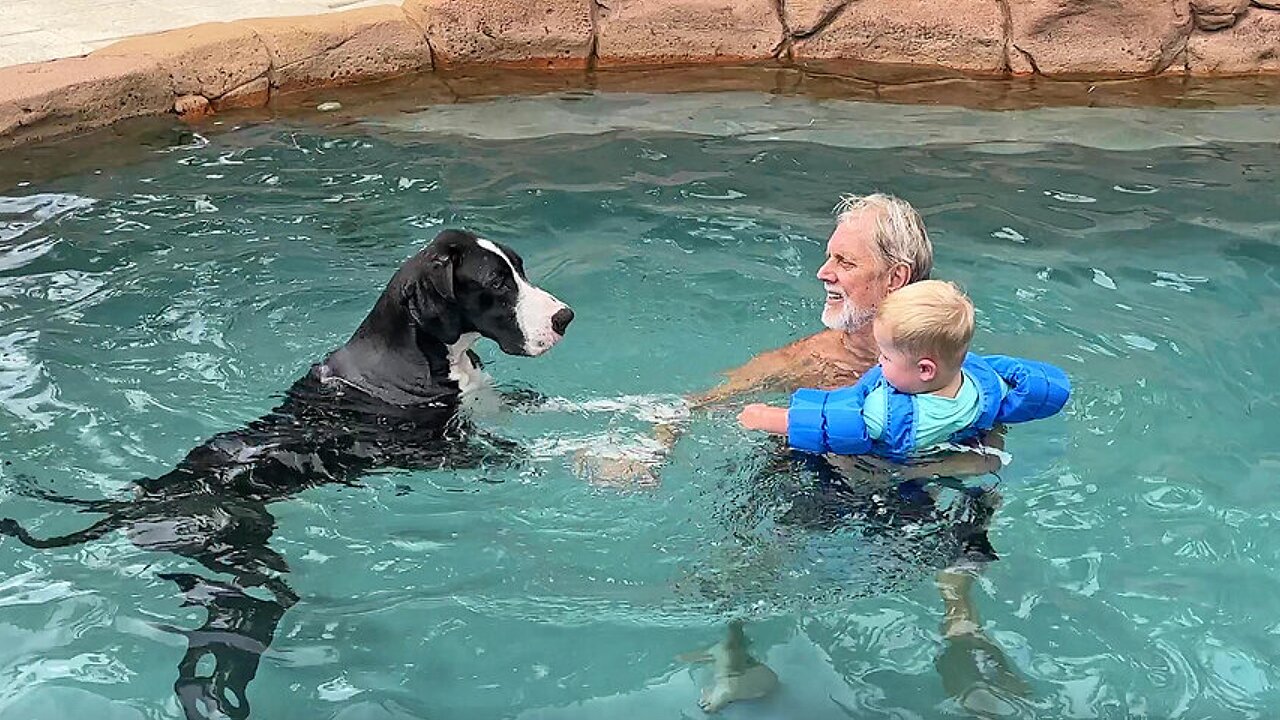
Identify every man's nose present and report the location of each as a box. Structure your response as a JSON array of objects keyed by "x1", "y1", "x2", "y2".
[{"x1": 816, "y1": 257, "x2": 836, "y2": 281}]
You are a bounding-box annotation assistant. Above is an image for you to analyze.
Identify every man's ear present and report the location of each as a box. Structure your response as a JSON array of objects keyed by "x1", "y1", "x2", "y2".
[{"x1": 887, "y1": 262, "x2": 911, "y2": 292}]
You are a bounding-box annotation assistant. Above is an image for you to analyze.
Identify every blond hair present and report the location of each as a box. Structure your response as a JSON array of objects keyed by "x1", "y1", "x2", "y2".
[
  {"x1": 834, "y1": 193, "x2": 933, "y2": 283},
  {"x1": 875, "y1": 280, "x2": 974, "y2": 367}
]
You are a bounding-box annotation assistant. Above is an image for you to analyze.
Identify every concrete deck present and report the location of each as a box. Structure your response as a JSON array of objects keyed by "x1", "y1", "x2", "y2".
[{"x1": 0, "y1": 0, "x2": 397, "y2": 67}]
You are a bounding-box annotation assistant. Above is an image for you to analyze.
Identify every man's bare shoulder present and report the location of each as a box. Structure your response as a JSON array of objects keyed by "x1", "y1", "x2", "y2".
[
  {"x1": 739, "y1": 330, "x2": 824, "y2": 365},
  {"x1": 758, "y1": 330, "x2": 844, "y2": 375},
  {"x1": 693, "y1": 330, "x2": 867, "y2": 407},
  {"x1": 781, "y1": 329, "x2": 847, "y2": 357},
  {"x1": 792, "y1": 330, "x2": 868, "y2": 389}
]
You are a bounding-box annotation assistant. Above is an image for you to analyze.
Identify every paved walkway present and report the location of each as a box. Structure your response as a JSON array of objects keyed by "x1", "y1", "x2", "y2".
[{"x1": 2, "y1": 0, "x2": 398, "y2": 68}]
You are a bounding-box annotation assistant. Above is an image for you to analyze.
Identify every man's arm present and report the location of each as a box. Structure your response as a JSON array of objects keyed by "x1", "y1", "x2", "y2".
[
  {"x1": 671, "y1": 331, "x2": 841, "y2": 447},
  {"x1": 575, "y1": 333, "x2": 830, "y2": 485},
  {"x1": 689, "y1": 332, "x2": 834, "y2": 410},
  {"x1": 650, "y1": 345, "x2": 806, "y2": 457}
]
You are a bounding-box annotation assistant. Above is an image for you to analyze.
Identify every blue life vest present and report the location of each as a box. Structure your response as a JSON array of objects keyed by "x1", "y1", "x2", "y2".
[{"x1": 787, "y1": 353, "x2": 1071, "y2": 462}]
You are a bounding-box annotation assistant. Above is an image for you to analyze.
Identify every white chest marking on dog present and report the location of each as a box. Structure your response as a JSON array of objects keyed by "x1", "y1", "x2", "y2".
[
  {"x1": 476, "y1": 238, "x2": 567, "y2": 356},
  {"x1": 446, "y1": 332, "x2": 487, "y2": 394}
]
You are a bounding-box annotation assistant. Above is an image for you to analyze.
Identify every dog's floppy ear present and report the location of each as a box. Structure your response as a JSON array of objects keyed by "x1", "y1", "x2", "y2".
[
  {"x1": 406, "y1": 277, "x2": 461, "y2": 344},
  {"x1": 424, "y1": 249, "x2": 455, "y2": 301},
  {"x1": 405, "y1": 242, "x2": 462, "y2": 342}
]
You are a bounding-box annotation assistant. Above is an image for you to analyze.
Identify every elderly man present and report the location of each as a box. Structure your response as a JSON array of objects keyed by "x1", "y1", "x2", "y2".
[
  {"x1": 696, "y1": 192, "x2": 931, "y2": 406},
  {"x1": 612, "y1": 192, "x2": 1022, "y2": 712},
  {"x1": 637, "y1": 192, "x2": 1003, "y2": 480}
]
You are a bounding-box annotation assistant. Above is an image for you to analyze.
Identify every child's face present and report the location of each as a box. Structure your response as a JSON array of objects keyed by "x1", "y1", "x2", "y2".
[{"x1": 873, "y1": 322, "x2": 935, "y2": 394}]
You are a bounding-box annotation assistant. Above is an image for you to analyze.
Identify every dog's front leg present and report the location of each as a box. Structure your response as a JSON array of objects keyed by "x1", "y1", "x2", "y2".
[{"x1": 161, "y1": 571, "x2": 293, "y2": 720}]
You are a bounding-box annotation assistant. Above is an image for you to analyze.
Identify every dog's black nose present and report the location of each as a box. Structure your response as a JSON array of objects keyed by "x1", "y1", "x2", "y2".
[{"x1": 551, "y1": 307, "x2": 574, "y2": 335}]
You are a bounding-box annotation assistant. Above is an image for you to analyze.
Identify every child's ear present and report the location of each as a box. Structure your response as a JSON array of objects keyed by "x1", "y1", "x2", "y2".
[{"x1": 918, "y1": 357, "x2": 937, "y2": 382}]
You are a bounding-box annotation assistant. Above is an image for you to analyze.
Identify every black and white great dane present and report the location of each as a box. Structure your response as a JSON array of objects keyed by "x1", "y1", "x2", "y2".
[{"x1": 1, "y1": 228, "x2": 573, "y2": 720}]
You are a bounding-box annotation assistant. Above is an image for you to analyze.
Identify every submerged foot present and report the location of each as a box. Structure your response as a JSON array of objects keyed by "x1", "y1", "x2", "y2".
[
  {"x1": 936, "y1": 629, "x2": 1031, "y2": 701},
  {"x1": 697, "y1": 663, "x2": 779, "y2": 713},
  {"x1": 681, "y1": 621, "x2": 779, "y2": 714}
]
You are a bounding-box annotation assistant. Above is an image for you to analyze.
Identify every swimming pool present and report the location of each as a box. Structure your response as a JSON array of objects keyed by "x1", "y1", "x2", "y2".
[{"x1": 2, "y1": 91, "x2": 1278, "y2": 718}]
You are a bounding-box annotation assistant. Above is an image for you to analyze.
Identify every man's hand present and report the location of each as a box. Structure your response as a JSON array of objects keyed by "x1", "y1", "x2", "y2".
[
  {"x1": 738, "y1": 404, "x2": 789, "y2": 435},
  {"x1": 572, "y1": 452, "x2": 660, "y2": 489}
]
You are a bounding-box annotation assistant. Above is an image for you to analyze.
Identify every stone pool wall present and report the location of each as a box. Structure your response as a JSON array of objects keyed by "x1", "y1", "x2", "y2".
[{"x1": 2, "y1": 0, "x2": 1279, "y2": 149}]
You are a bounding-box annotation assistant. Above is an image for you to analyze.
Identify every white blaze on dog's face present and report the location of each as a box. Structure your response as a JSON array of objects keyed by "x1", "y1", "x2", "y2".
[{"x1": 475, "y1": 238, "x2": 573, "y2": 356}]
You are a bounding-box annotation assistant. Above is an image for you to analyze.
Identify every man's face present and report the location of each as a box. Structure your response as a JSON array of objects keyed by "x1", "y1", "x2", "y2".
[{"x1": 817, "y1": 211, "x2": 895, "y2": 332}]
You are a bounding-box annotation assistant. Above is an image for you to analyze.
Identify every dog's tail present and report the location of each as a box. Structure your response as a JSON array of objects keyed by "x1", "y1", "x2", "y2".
[
  {"x1": 1, "y1": 473, "x2": 132, "y2": 549},
  {"x1": 0, "y1": 515, "x2": 126, "y2": 549}
]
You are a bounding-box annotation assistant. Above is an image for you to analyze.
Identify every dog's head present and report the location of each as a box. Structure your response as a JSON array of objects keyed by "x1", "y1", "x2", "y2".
[{"x1": 402, "y1": 229, "x2": 573, "y2": 356}]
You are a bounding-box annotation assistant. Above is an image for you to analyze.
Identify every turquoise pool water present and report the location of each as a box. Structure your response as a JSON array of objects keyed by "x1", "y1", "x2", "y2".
[{"x1": 1, "y1": 92, "x2": 1279, "y2": 719}]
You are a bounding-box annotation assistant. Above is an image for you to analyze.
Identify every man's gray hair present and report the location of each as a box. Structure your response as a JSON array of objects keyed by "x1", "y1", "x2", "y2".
[{"x1": 834, "y1": 193, "x2": 933, "y2": 283}]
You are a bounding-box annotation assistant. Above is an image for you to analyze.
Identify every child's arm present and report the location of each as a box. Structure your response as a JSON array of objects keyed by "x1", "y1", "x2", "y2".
[
  {"x1": 741, "y1": 383, "x2": 879, "y2": 456},
  {"x1": 737, "y1": 403, "x2": 790, "y2": 435},
  {"x1": 785, "y1": 384, "x2": 877, "y2": 455}
]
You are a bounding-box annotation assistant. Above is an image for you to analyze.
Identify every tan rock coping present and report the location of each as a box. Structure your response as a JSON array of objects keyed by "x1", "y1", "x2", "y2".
[{"x1": 3, "y1": 0, "x2": 1280, "y2": 151}]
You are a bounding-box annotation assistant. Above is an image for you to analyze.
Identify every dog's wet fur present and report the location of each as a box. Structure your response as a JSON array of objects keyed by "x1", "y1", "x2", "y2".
[{"x1": 1, "y1": 229, "x2": 573, "y2": 720}]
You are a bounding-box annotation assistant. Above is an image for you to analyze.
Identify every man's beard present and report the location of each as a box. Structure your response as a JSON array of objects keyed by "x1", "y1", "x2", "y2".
[{"x1": 822, "y1": 299, "x2": 876, "y2": 332}]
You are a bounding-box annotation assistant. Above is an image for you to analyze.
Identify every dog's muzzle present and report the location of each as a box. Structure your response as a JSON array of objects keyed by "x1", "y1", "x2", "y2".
[{"x1": 515, "y1": 278, "x2": 574, "y2": 356}]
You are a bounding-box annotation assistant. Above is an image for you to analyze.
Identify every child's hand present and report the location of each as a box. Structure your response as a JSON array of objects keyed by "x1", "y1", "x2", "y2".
[{"x1": 738, "y1": 404, "x2": 789, "y2": 435}]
